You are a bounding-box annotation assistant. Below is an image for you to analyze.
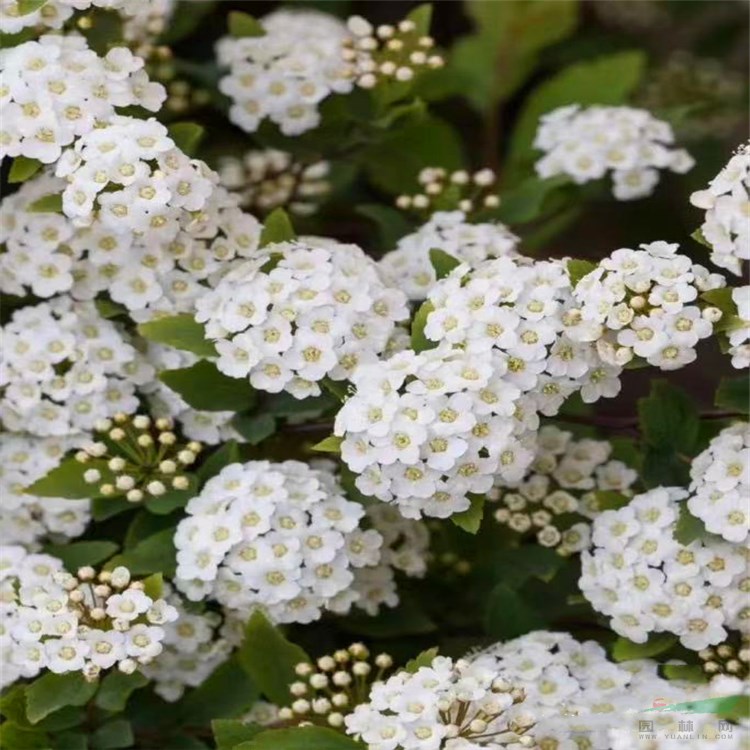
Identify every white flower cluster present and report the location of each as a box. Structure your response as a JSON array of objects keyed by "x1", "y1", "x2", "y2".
[
  {"x1": 0, "y1": 549, "x2": 178, "y2": 688},
  {"x1": 534, "y1": 105, "x2": 694, "y2": 200},
  {"x1": 218, "y1": 149, "x2": 331, "y2": 217},
  {"x1": 335, "y1": 257, "x2": 622, "y2": 519},
  {"x1": 491, "y1": 426, "x2": 638, "y2": 556},
  {"x1": 0, "y1": 172, "x2": 262, "y2": 318},
  {"x1": 141, "y1": 588, "x2": 233, "y2": 702},
  {"x1": 378, "y1": 211, "x2": 520, "y2": 301},
  {"x1": 481, "y1": 630, "x2": 750, "y2": 750},
  {"x1": 567, "y1": 241, "x2": 726, "y2": 371},
  {"x1": 173, "y1": 460, "x2": 394, "y2": 624},
  {"x1": 0, "y1": 0, "x2": 173, "y2": 41},
  {"x1": 196, "y1": 239, "x2": 409, "y2": 399},
  {"x1": 0, "y1": 434, "x2": 89, "y2": 547},
  {"x1": 0, "y1": 35, "x2": 164, "y2": 164},
  {"x1": 344, "y1": 652, "x2": 533, "y2": 750},
  {"x1": 142, "y1": 344, "x2": 242, "y2": 445},
  {"x1": 690, "y1": 144, "x2": 750, "y2": 276},
  {"x1": 216, "y1": 9, "x2": 353, "y2": 136},
  {"x1": 580, "y1": 487, "x2": 749, "y2": 650},
  {"x1": 728, "y1": 286, "x2": 750, "y2": 369},
  {"x1": 0, "y1": 298, "x2": 152, "y2": 436},
  {"x1": 688, "y1": 423, "x2": 750, "y2": 543}
]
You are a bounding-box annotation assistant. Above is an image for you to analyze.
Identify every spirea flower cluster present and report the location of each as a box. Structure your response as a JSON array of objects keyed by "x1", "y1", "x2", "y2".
[
  {"x1": 0, "y1": 435, "x2": 89, "y2": 547},
  {"x1": 0, "y1": 298, "x2": 152, "y2": 436},
  {"x1": 688, "y1": 423, "x2": 750, "y2": 543},
  {"x1": 690, "y1": 143, "x2": 750, "y2": 276},
  {"x1": 566, "y1": 241, "x2": 726, "y2": 370},
  {"x1": 0, "y1": 35, "x2": 164, "y2": 163},
  {"x1": 173, "y1": 460, "x2": 395, "y2": 624},
  {"x1": 579, "y1": 487, "x2": 749, "y2": 650},
  {"x1": 378, "y1": 211, "x2": 519, "y2": 301},
  {"x1": 196, "y1": 238, "x2": 409, "y2": 399},
  {"x1": 728, "y1": 286, "x2": 750, "y2": 369},
  {"x1": 534, "y1": 105, "x2": 694, "y2": 200},
  {"x1": 216, "y1": 9, "x2": 353, "y2": 136},
  {"x1": 491, "y1": 425, "x2": 638, "y2": 555},
  {"x1": 1, "y1": 550, "x2": 177, "y2": 688},
  {"x1": 218, "y1": 149, "x2": 331, "y2": 217},
  {"x1": 344, "y1": 652, "x2": 534, "y2": 750}
]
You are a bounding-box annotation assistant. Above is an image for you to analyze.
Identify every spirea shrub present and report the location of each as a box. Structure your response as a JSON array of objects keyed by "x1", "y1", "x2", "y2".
[{"x1": 0, "y1": 1, "x2": 748, "y2": 748}]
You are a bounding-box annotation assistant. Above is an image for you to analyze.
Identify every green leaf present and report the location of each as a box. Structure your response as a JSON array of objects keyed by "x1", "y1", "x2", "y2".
[
  {"x1": 702, "y1": 288, "x2": 742, "y2": 333},
  {"x1": 91, "y1": 720, "x2": 133, "y2": 750},
  {"x1": 197, "y1": 440, "x2": 241, "y2": 483},
  {"x1": 142, "y1": 572, "x2": 164, "y2": 600},
  {"x1": 137, "y1": 314, "x2": 217, "y2": 357},
  {"x1": 168, "y1": 122, "x2": 205, "y2": 156},
  {"x1": 713, "y1": 694, "x2": 750, "y2": 721},
  {"x1": 95, "y1": 672, "x2": 148, "y2": 713},
  {"x1": 26, "y1": 457, "x2": 113, "y2": 499},
  {"x1": 26, "y1": 673, "x2": 98, "y2": 724},
  {"x1": 638, "y1": 380, "x2": 700, "y2": 454},
  {"x1": 566, "y1": 258, "x2": 597, "y2": 287},
  {"x1": 177, "y1": 657, "x2": 259, "y2": 725},
  {"x1": 212, "y1": 720, "x2": 263, "y2": 750},
  {"x1": 95, "y1": 298, "x2": 128, "y2": 319},
  {"x1": 660, "y1": 664, "x2": 708, "y2": 684},
  {"x1": 691, "y1": 227, "x2": 712, "y2": 249},
  {"x1": 495, "y1": 175, "x2": 569, "y2": 224},
  {"x1": 311, "y1": 435, "x2": 343, "y2": 454},
  {"x1": 674, "y1": 502, "x2": 709, "y2": 545},
  {"x1": 92, "y1": 497, "x2": 133, "y2": 522},
  {"x1": 106, "y1": 528, "x2": 176, "y2": 577},
  {"x1": 232, "y1": 414, "x2": 277, "y2": 446},
  {"x1": 8, "y1": 155, "x2": 43, "y2": 183},
  {"x1": 0, "y1": 723, "x2": 49, "y2": 750},
  {"x1": 145, "y1": 475, "x2": 198, "y2": 515},
  {"x1": 159, "y1": 1, "x2": 215, "y2": 44},
  {"x1": 590, "y1": 490, "x2": 630, "y2": 511},
  {"x1": 27, "y1": 193, "x2": 63, "y2": 213},
  {"x1": 159, "y1": 360, "x2": 255, "y2": 412},
  {"x1": 612, "y1": 633, "x2": 678, "y2": 662},
  {"x1": 406, "y1": 3, "x2": 433, "y2": 35},
  {"x1": 42, "y1": 541, "x2": 117, "y2": 570},
  {"x1": 403, "y1": 647, "x2": 439, "y2": 674},
  {"x1": 17, "y1": 0, "x2": 48, "y2": 15},
  {"x1": 228, "y1": 10, "x2": 265, "y2": 38},
  {"x1": 259, "y1": 208, "x2": 296, "y2": 247},
  {"x1": 451, "y1": 494, "x2": 485, "y2": 534},
  {"x1": 411, "y1": 300, "x2": 437, "y2": 353},
  {"x1": 484, "y1": 583, "x2": 545, "y2": 639},
  {"x1": 508, "y1": 51, "x2": 646, "y2": 174},
  {"x1": 429, "y1": 248, "x2": 461, "y2": 280},
  {"x1": 715, "y1": 377, "x2": 749, "y2": 414},
  {"x1": 489, "y1": 545, "x2": 565, "y2": 586},
  {"x1": 321, "y1": 377, "x2": 350, "y2": 403},
  {"x1": 237, "y1": 611, "x2": 310, "y2": 706},
  {"x1": 239, "y1": 727, "x2": 362, "y2": 750}
]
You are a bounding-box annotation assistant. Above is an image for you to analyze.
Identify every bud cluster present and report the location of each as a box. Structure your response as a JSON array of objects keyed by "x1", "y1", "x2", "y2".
[
  {"x1": 1, "y1": 548, "x2": 177, "y2": 687},
  {"x1": 77, "y1": 413, "x2": 202, "y2": 503},
  {"x1": 699, "y1": 637, "x2": 750, "y2": 680},
  {"x1": 280, "y1": 644, "x2": 394, "y2": 729},
  {"x1": 343, "y1": 15, "x2": 444, "y2": 89},
  {"x1": 396, "y1": 167, "x2": 500, "y2": 217}
]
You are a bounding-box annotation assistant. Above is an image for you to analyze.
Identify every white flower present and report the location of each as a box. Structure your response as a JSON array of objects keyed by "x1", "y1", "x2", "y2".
[
  {"x1": 690, "y1": 143, "x2": 750, "y2": 276},
  {"x1": 728, "y1": 286, "x2": 750, "y2": 369},
  {"x1": 534, "y1": 105, "x2": 693, "y2": 200}
]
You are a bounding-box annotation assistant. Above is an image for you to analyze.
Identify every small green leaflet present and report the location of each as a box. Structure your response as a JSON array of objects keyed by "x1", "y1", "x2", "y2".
[
  {"x1": 450, "y1": 494, "x2": 485, "y2": 534},
  {"x1": 429, "y1": 248, "x2": 461, "y2": 280},
  {"x1": 8, "y1": 156, "x2": 43, "y2": 183},
  {"x1": 137, "y1": 314, "x2": 217, "y2": 357},
  {"x1": 228, "y1": 10, "x2": 265, "y2": 38},
  {"x1": 259, "y1": 208, "x2": 296, "y2": 247},
  {"x1": 312, "y1": 435, "x2": 343, "y2": 454},
  {"x1": 567, "y1": 258, "x2": 596, "y2": 287}
]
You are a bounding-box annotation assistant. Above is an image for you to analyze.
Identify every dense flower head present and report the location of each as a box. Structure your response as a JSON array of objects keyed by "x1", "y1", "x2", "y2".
[
  {"x1": 728, "y1": 286, "x2": 750, "y2": 369},
  {"x1": 0, "y1": 34, "x2": 164, "y2": 164},
  {"x1": 0, "y1": 298, "x2": 152, "y2": 436},
  {"x1": 689, "y1": 143, "x2": 750, "y2": 276},
  {"x1": 142, "y1": 344, "x2": 242, "y2": 445},
  {"x1": 0, "y1": 550, "x2": 178, "y2": 688},
  {"x1": 195, "y1": 238, "x2": 410, "y2": 399},
  {"x1": 0, "y1": 434, "x2": 89, "y2": 547},
  {"x1": 490, "y1": 425, "x2": 638, "y2": 556},
  {"x1": 216, "y1": 9, "x2": 354, "y2": 136},
  {"x1": 688, "y1": 423, "x2": 750, "y2": 543},
  {"x1": 534, "y1": 105, "x2": 694, "y2": 200},
  {"x1": 344, "y1": 652, "x2": 533, "y2": 750},
  {"x1": 218, "y1": 148, "x2": 331, "y2": 217},
  {"x1": 579, "y1": 487, "x2": 749, "y2": 651},
  {"x1": 565, "y1": 240, "x2": 726, "y2": 371},
  {"x1": 141, "y1": 586, "x2": 234, "y2": 702},
  {"x1": 378, "y1": 211, "x2": 520, "y2": 301},
  {"x1": 173, "y1": 460, "x2": 397, "y2": 624}
]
